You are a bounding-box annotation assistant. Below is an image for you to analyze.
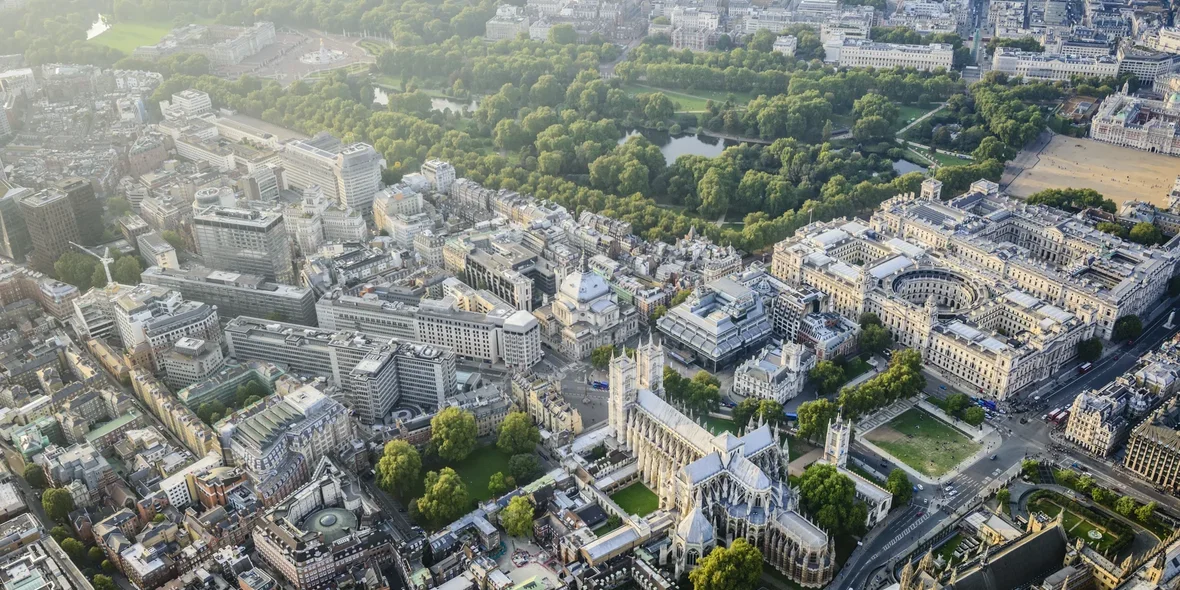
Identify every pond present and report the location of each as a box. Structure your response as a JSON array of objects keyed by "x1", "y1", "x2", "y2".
[
  {"x1": 371, "y1": 86, "x2": 480, "y2": 113},
  {"x1": 892, "y1": 159, "x2": 928, "y2": 175},
  {"x1": 87, "y1": 15, "x2": 111, "y2": 40},
  {"x1": 619, "y1": 128, "x2": 740, "y2": 164}
]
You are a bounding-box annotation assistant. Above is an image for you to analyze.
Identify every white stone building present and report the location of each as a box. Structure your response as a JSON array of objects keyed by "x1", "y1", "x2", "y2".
[{"x1": 731, "y1": 342, "x2": 816, "y2": 403}]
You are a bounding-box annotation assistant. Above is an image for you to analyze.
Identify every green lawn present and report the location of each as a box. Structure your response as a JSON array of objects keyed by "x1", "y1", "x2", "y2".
[
  {"x1": 592, "y1": 519, "x2": 622, "y2": 535},
  {"x1": 896, "y1": 104, "x2": 936, "y2": 127},
  {"x1": 840, "y1": 357, "x2": 873, "y2": 382},
  {"x1": 788, "y1": 435, "x2": 818, "y2": 461},
  {"x1": 447, "y1": 445, "x2": 513, "y2": 503},
  {"x1": 864, "y1": 408, "x2": 981, "y2": 477},
  {"x1": 359, "y1": 39, "x2": 388, "y2": 55},
  {"x1": 610, "y1": 482, "x2": 660, "y2": 517},
  {"x1": 935, "y1": 533, "x2": 965, "y2": 565},
  {"x1": 621, "y1": 83, "x2": 757, "y2": 112},
  {"x1": 905, "y1": 146, "x2": 972, "y2": 168},
  {"x1": 1028, "y1": 498, "x2": 1119, "y2": 553},
  {"x1": 88, "y1": 18, "x2": 213, "y2": 55}
]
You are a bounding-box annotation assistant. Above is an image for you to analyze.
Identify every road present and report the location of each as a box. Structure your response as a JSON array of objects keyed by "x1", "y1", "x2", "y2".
[{"x1": 842, "y1": 296, "x2": 1180, "y2": 590}]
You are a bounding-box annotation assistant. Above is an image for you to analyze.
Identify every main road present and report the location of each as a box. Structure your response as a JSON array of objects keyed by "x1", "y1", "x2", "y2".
[{"x1": 842, "y1": 298, "x2": 1180, "y2": 590}]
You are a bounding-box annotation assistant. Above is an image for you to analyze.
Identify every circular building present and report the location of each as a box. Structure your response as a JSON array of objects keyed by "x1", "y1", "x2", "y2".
[{"x1": 302, "y1": 507, "x2": 358, "y2": 543}]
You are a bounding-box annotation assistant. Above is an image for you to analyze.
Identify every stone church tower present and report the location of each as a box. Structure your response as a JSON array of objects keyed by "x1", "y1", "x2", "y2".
[
  {"x1": 609, "y1": 352, "x2": 638, "y2": 443},
  {"x1": 636, "y1": 335, "x2": 664, "y2": 394}
]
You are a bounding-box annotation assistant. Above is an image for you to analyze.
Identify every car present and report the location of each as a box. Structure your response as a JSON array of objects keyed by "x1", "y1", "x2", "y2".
[
  {"x1": 939, "y1": 385, "x2": 947, "y2": 390},
  {"x1": 917, "y1": 484, "x2": 924, "y2": 491},
  {"x1": 948, "y1": 490, "x2": 958, "y2": 497},
  {"x1": 991, "y1": 454, "x2": 998, "y2": 460},
  {"x1": 917, "y1": 511, "x2": 925, "y2": 517}
]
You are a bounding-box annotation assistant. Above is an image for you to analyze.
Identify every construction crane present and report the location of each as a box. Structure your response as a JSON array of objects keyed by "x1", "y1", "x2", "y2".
[{"x1": 70, "y1": 242, "x2": 114, "y2": 285}]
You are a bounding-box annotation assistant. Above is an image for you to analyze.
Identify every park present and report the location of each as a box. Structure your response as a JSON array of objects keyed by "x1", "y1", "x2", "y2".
[{"x1": 864, "y1": 408, "x2": 982, "y2": 478}]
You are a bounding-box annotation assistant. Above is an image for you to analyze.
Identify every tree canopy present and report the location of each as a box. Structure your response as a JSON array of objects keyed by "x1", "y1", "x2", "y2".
[
  {"x1": 497, "y1": 412, "x2": 541, "y2": 455},
  {"x1": 376, "y1": 440, "x2": 422, "y2": 498},
  {"x1": 416, "y1": 468, "x2": 469, "y2": 527},
  {"x1": 431, "y1": 407, "x2": 478, "y2": 462},
  {"x1": 501, "y1": 495, "x2": 536, "y2": 537},
  {"x1": 688, "y1": 538, "x2": 764, "y2": 590},
  {"x1": 798, "y1": 463, "x2": 867, "y2": 535}
]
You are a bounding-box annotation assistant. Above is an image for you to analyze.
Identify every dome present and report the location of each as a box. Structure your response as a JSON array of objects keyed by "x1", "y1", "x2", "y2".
[
  {"x1": 560, "y1": 271, "x2": 610, "y2": 303},
  {"x1": 676, "y1": 504, "x2": 714, "y2": 545}
]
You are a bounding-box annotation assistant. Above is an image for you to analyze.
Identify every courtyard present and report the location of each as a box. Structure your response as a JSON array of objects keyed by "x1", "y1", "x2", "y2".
[
  {"x1": 1027, "y1": 497, "x2": 1121, "y2": 553},
  {"x1": 610, "y1": 482, "x2": 659, "y2": 517},
  {"x1": 449, "y1": 444, "x2": 513, "y2": 503},
  {"x1": 863, "y1": 408, "x2": 981, "y2": 477},
  {"x1": 1005, "y1": 135, "x2": 1179, "y2": 207}
]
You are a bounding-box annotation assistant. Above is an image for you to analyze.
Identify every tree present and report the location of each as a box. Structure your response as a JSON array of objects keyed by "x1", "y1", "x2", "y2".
[
  {"x1": 498, "y1": 412, "x2": 540, "y2": 455},
  {"x1": 101, "y1": 559, "x2": 117, "y2": 574},
  {"x1": 944, "y1": 393, "x2": 970, "y2": 416},
  {"x1": 796, "y1": 399, "x2": 839, "y2": 443},
  {"x1": 488, "y1": 472, "x2": 515, "y2": 497},
  {"x1": 376, "y1": 440, "x2": 422, "y2": 498},
  {"x1": 509, "y1": 453, "x2": 540, "y2": 483},
  {"x1": 501, "y1": 495, "x2": 535, "y2": 537},
  {"x1": 1096, "y1": 221, "x2": 1128, "y2": 238},
  {"x1": 431, "y1": 407, "x2": 477, "y2": 462},
  {"x1": 670, "y1": 289, "x2": 692, "y2": 307},
  {"x1": 860, "y1": 324, "x2": 892, "y2": 355},
  {"x1": 106, "y1": 197, "x2": 132, "y2": 216},
  {"x1": 162, "y1": 230, "x2": 186, "y2": 252},
  {"x1": 88, "y1": 546, "x2": 104, "y2": 564},
  {"x1": 798, "y1": 463, "x2": 867, "y2": 535},
  {"x1": 22, "y1": 464, "x2": 46, "y2": 489},
  {"x1": 53, "y1": 251, "x2": 97, "y2": 291},
  {"x1": 1021, "y1": 459, "x2": 1039, "y2": 479},
  {"x1": 810, "y1": 361, "x2": 846, "y2": 396},
  {"x1": 1091, "y1": 486, "x2": 1113, "y2": 504},
  {"x1": 963, "y1": 406, "x2": 985, "y2": 426},
  {"x1": 1025, "y1": 188, "x2": 1115, "y2": 213},
  {"x1": 853, "y1": 93, "x2": 900, "y2": 123},
  {"x1": 1136, "y1": 501, "x2": 1156, "y2": 523},
  {"x1": 1169, "y1": 276, "x2": 1180, "y2": 298},
  {"x1": 42, "y1": 488, "x2": 74, "y2": 522},
  {"x1": 416, "y1": 468, "x2": 469, "y2": 526},
  {"x1": 93, "y1": 575, "x2": 117, "y2": 590},
  {"x1": 733, "y1": 398, "x2": 784, "y2": 429},
  {"x1": 853, "y1": 115, "x2": 893, "y2": 143},
  {"x1": 1077, "y1": 338, "x2": 1102, "y2": 362},
  {"x1": 859, "y1": 312, "x2": 883, "y2": 327},
  {"x1": 1115, "y1": 495, "x2": 1137, "y2": 516},
  {"x1": 996, "y1": 487, "x2": 1010, "y2": 507},
  {"x1": 49, "y1": 526, "x2": 71, "y2": 543},
  {"x1": 664, "y1": 367, "x2": 686, "y2": 401},
  {"x1": 650, "y1": 305, "x2": 667, "y2": 321},
  {"x1": 548, "y1": 24, "x2": 577, "y2": 44},
  {"x1": 1129, "y1": 222, "x2": 1163, "y2": 245},
  {"x1": 886, "y1": 468, "x2": 912, "y2": 505},
  {"x1": 590, "y1": 345, "x2": 615, "y2": 370},
  {"x1": 112, "y1": 255, "x2": 142, "y2": 284},
  {"x1": 1113, "y1": 315, "x2": 1143, "y2": 342},
  {"x1": 152, "y1": 513, "x2": 166, "y2": 523},
  {"x1": 688, "y1": 538, "x2": 763, "y2": 590},
  {"x1": 61, "y1": 538, "x2": 86, "y2": 563}
]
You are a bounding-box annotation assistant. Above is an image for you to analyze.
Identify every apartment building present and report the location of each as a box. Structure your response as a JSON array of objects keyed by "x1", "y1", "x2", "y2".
[
  {"x1": 1064, "y1": 384, "x2": 1129, "y2": 457},
  {"x1": 1123, "y1": 399, "x2": 1180, "y2": 491},
  {"x1": 832, "y1": 40, "x2": 955, "y2": 71},
  {"x1": 17, "y1": 189, "x2": 80, "y2": 275},
  {"x1": 280, "y1": 133, "x2": 384, "y2": 213},
  {"x1": 991, "y1": 48, "x2": 1120, "y2": 81}
]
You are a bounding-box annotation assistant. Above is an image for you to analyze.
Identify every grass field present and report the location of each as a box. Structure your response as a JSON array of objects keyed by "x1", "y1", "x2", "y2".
[
  {"x1": 896, "y1": 104, "x2": 935, "y2": 127},
  {"x1": 905, "y1": 146, "x2": 972, "y2": 168},
  {"x1": 621, "y1": 83, "x2": 757, "y2": 111},
  {"x1": 89, "y1": 20, "x2": 174, "y2": 54},
  {"x1": 702, "y1": 415, "x2": 736, "y2": 435},
  {"x1": 448, "y1": 445, "x2": 513, "y2": 503},
  {"x1": 1028, "y1": 498, "x2": 1119, "y2": 552},
  {"x1": 611, "y1": 483, "x2": 660, "y2": 517},
  {"x1": 865, "y1": 408, "x2": 981, "y2": 477},
  {"x1": 935, "y1": 533, "x2": 965, "y2": 565}
]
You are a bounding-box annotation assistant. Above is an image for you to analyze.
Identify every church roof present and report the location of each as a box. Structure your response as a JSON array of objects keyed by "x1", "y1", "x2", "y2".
[
  {"x1": 676, "y1": 504, "x2": 715, "y2": 545},
  {"x1": 713, "y1": 433, "x2": 743, "y2": 454},
  {"x1": 636, "y1": 389, "x2": 715, "y2": 454},
  {"x1": 560, "y1": 271, "x2": 610, "y2": 303},
  {"x1": 739, "y1": 424, "x2": 775, "y2": 456},
  {"x1": 683, "y1": 453, "x2": 723, "y2": 484},
  {"x1": 728, "y1": 454, "x2": 772, "y2": 491},
  {"x1": 947, "y1": 523, "x2": 1068, "y2": 590},
  {"x1": 775, "y1": 511, "x2": 827, "y2": 550}
]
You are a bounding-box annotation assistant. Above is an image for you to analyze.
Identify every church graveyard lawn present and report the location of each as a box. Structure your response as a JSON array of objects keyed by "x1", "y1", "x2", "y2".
[
  {"x1": 863, "y1": 408, "x2": 981, "y2": 477},
  {"x1": 610, "y1": 482, "x2": 660, "y2": 517},
  {"x1": 934, "y1": 533, "x2": 965, "y2": 566},
  {"x1": 702, "y1": 415, "x2": 736, "y2": 435},
  {"x1": 449, "y1": 445, "x2": 514, "y2": 503}
]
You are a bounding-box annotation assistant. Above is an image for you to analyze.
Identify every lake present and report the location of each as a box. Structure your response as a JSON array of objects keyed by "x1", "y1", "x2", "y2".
[
  {"x1": 892, "y1": 159, "x2": 928, "y2": 175},
  {"x1": 619, "y1": 129, "x2": 739, "y2": 164},
  {"x1": 87, "y1": 15, "x2": 111, "y2": 40},
  {"x1": 372, "y1": 87, "x2": 479, "y2": 113}
]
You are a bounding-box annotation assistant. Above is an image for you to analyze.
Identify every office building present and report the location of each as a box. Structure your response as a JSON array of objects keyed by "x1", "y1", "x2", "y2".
[
  {"x1": 832, "y1": 40, "x2": 955, "y2": 71},
  {"x1": 731, "y1": 342, "x2": 816, "y2": 404},
  {"x1": 991, "y1": 49, "x2": 1120, "y2": 81},
  {"x1": 141, "y1": 264, "x2": 317, "y2": 326},
  {"x1": 18, "y1": 189, "x2": 80, "y2": 274},
  {"x1": 220, "y1": 384, "x2": 353, "y2": 503},
  {"x1": 224, "y1": 316, "x2": 458, "y2": 409},
  {"x1": 113, "y1": 284, "x2": 184, "y2": 349},
  {"x1": 1091, "y1": 84, "x2": 1180, "y2": 156},
  {"x1": 0, "y1": 187, "x2": 30, "y2": 262},
  {"x1": 136, "y1": 232, "x2": 179, "y2": 269},
  {"x1": 174, "y1": 360, "x2": 283, "y2": 409},
  {"x1": 142, "y1": 301, "x2": 220, "y2": 372},
  {"x1": 485, "y1": 5, "x2": 531, "y2": 41},
  {"x1": 1117, "y1": 42, "x2": 1178, "y2": 85},
  {"x1": 169, "y1": 89, "x2": 213, "y2": 119},
  {"x1": 192, "y1": 206, "x2": 294, "y2": 284},
  {"x1": 253, "y1": 459, "x2": 393, "y2": 589},
  {"x1": 54, "y1": 177, "x2": 103, "y2": 246},
  {"x1": 347, "y1": 346, "x2": 400, "y2": 424},
  {"x1": 1123, "y1": 399, "x2": 1180, "y2": 490},
  {"x1": 657, "y1": 276, "x2": 774, "y2": 370},
  {"x1": 1064, "y1": 384, "x2": 1130, "y2": 457},
  {"x1": 281, "y1": 133, "x2": 384, "y2": 213},
  {"x1": 421, "y1": 160, "x2": 455, "y2": 193},
  {"x1": 159, "y1": 337, "x2": 225, "y2": 392}
]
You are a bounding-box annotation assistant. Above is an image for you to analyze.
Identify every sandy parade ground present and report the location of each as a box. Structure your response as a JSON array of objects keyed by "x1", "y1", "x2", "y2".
[{"x1": 1004, "y1": 134, "x2": 1180, "y2": 208}]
